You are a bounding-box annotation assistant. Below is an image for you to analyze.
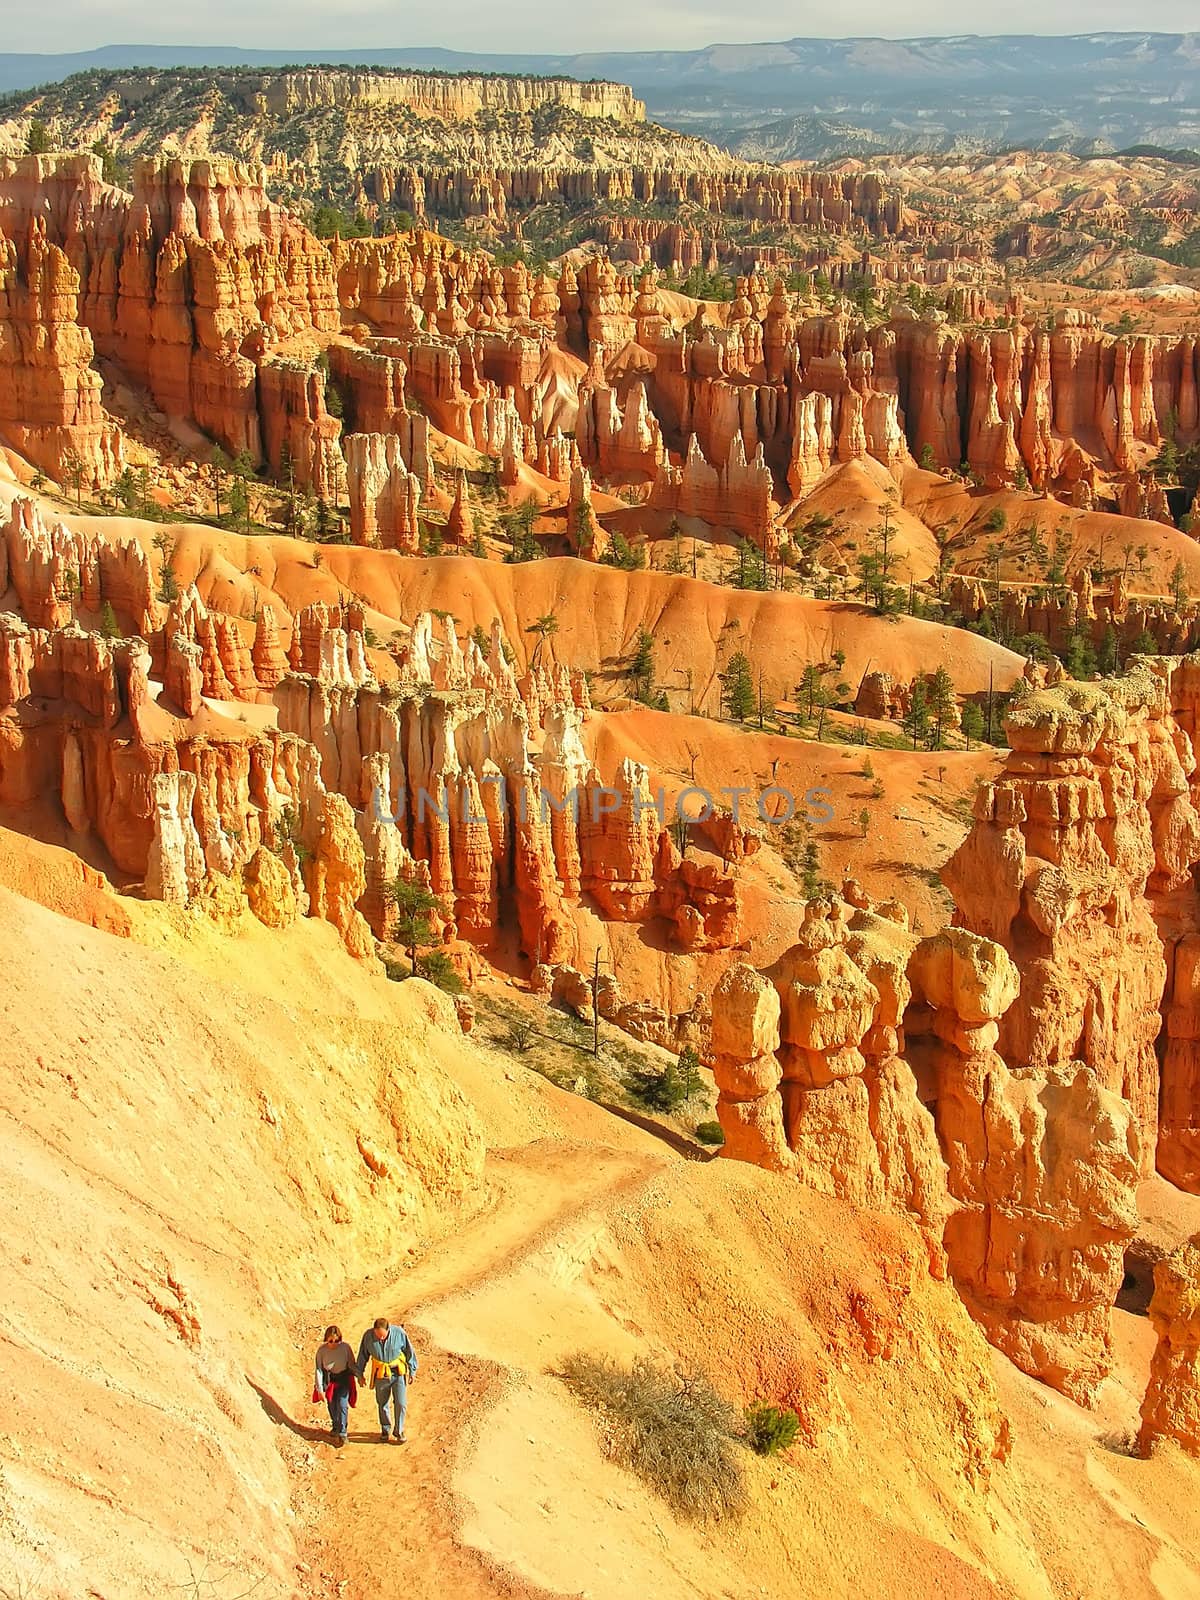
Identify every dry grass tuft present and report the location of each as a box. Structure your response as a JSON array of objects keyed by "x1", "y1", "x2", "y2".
[{"x1": 559, "y1": 1352, "x2": 747, "y2": 1522}]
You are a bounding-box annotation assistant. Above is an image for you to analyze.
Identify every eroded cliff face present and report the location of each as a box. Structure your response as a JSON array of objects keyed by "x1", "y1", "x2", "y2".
[
  {"x1": 0, "y1": 495, "x2": 747, "y2": 970},
  {"x1": 0, "y1": 154, "x2": 340, "y2": 474},
  {"x1": 931, "y1": 675, "x2": 1200, "y2": 1394},
  {"x1": 245, "y1": 70, "x2": 645, "y2": 122},
  {"x1": 0, "y1": 221, "x2": 124, "y2": 489},
  {"x1": 908, "y1": 927, "x2": 1139, "y2": 1404},
  {"x1": 943, "y1": 672, "x2": 1200, "y2": 1155},
  {"x1": 706, "y1": 880, "x2": 1141, "y2": 1402},
  {"x1": 704, "y1": 666, "x2": 1200, "y2": 1404},
  {"x1": 945, "y1": 569, "x2": 1200, "y2": 663},
  {"x1": 8, "y1": 145, "x2": 1200, "y2": 1449},
  {"x1": 0, "y1": 153, "x2": 1195, "y2": 559},
  {"x1": 711, "y1": 897, "x2": 949, "y2": 1236},
  {"x1": 1139, "y1": 1235, "x2": 1200, "y2": 1457}
]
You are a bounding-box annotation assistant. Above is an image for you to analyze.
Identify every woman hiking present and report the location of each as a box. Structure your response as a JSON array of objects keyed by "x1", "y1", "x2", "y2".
[{"x1": 313, "y1": 1324, "x2": 356, "y2": 1446}]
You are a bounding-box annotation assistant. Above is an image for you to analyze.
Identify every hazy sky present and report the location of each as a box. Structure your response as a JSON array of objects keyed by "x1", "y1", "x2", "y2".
[{"x1": 4, "y1": 2, "x2": 1199, "y2": 55}]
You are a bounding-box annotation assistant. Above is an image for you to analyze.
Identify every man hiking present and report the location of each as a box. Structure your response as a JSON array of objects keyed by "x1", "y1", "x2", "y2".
[
  {"x1": 357, "y1": 1316, "x2": 418, "y2": 1443},
  {"x1": 313, "y1": 1324, "x2": 356, "y2": 1446}
]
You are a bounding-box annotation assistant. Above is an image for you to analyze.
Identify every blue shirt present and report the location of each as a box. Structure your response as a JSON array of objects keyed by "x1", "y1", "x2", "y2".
[{"x1": 356, "y1": 1324, "x2": 417, "y2": 1383}]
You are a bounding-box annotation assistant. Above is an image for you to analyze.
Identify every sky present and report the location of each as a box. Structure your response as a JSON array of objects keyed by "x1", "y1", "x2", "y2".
[{"x1": 3, "y1": 3, "x2": 1198, "y2": 56}]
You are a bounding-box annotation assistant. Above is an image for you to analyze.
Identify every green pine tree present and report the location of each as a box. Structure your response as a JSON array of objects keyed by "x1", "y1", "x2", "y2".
[
  {"x1": 926, "y1": 666, "x2": 956, "y2": 750},
  {"x1": 903, "y1": 681, "x2": 931, "y2": 749},
  {"x1": 1097, "y1": 624, "x2": 1121, "y2": 675},
  {"x1": 630, "y1": 628, "x2": 656, "y2": 704},
  {"x1": 721, "y1": 651, "x2": 755, "y2": 721},
  {"x1": 386, "y1": 875, "x2": 446, "y2": 973}
]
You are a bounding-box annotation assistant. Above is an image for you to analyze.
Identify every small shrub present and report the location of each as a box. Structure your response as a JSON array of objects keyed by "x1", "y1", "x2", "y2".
[
  {"x1": 694, "y1": 1120, "x2": 725, "y2": 1146},
  {"x1": 744, "y1": 1402, "x2": 801, "y2": 1457},
  {"x1": 503, "y1": 1016, "x2": 537, "y2": 1054},
  {"x1": 626, "y1": 1060, "x2": 688, "y2": 1113},
  {"x1": 560, "y1": 1353, "x2": 747, "y2": 1521},
  {"x1": 417, "y1": 949, "x2": 464, "y2": 995},
  {"x1": 569, "y1": 1063, "x2": 606, "y2": 1101}
]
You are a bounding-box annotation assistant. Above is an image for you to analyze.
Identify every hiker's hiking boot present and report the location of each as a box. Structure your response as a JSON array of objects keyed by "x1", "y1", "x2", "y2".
[
  {"x1": 393, "y1": 1432, "x2": 406, "y2": 1444},
  {"x1": 379, "y1": 1430, "x2": 389, "y2": 1443}
]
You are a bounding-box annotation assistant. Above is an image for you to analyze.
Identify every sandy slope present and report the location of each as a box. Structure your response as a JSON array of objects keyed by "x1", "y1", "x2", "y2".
[
  {"x1": 0, "y1": 478, "x2": 1025, "y2": 705},
  {"x1": 0, "y1": 886, "x2": 482, "y2": 1598},
  {"x1": 2, "y1": 870, "x2": 1200, "y2": 1598},
  {"x1": 900, "y1": 468, "x2": 1200, "y2": 595}
]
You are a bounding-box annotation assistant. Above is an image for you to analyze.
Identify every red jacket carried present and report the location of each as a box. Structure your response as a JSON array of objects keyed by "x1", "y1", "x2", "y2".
[{"x1": 313, "y1": 1374, "x2": 357, "y2": 1407}]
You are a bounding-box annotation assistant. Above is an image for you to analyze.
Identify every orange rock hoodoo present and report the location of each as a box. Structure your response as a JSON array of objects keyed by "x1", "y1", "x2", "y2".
[
  {"x1": 0, "y1": 496, "x2": 743, "y2": 967},
  {"x1": 1139, "y1": 1235, "x2": 1200, "y2": 1457},
  {"x1": 707, "y1": 668, "x2": 1200, "y2": 1403},
  {"x1": 2, "y1": 153, "x2": 1197, "y2": 552}
]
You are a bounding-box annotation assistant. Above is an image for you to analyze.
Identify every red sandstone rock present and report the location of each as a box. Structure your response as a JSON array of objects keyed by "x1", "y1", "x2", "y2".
[
  {"x1": 304, "y1": 792, "x2": 373, "y2": 959},
  {"x1": 2, "y1": 497, "x2": 154, "y2": 636},
  {"x1": 943, "y1": 674, "x2": 1200, "y2": 1161},
  {"x1": 251, "y1": 606, "x2": 289, "y2": 689},
  {"x1": 1139, "y1": 1235, "x2": 1200, "y2": 1456},
  {"x1": 0, "y1": 222, "x2": 123, "y2": 489},
  {"x1": 908, "y1": 925, "x2": 1138, "y2": 1403},
  {"x1": 243, "y1": 843, "x2": 299, "y2": 929},
  {"x1": 345, "y1": 432, "x2": 422, "y2": 551},
  {"x1": 710, "y1": 963, "x2": 793, "y2": 1171}
]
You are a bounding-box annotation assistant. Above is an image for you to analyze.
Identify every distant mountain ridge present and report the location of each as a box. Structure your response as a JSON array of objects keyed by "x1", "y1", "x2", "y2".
[{"x1": 1, "y1": 35, "x2": 1198, "y2": 156}]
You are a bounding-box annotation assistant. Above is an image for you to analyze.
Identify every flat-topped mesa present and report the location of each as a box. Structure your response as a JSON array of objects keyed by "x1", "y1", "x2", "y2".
[
  {"x1": 907, "y1": 927, "x2": 1139, "y2": 1404},
  {"x1": 236, "y1": 70, "x2": 645, "y2": 123},
  {"x1": 943, "y1": 672, "x2": 1200, "y2": 1164},
  {"x1": 0, "y1": 223, "x2": 124, "y2": 489},
  {"x1": 328, "y1": 340, "x2": 411, "y2": 431}
]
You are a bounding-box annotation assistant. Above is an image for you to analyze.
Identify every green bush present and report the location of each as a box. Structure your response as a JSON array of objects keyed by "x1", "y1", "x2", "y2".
[
  {"x1": 626, "y1": 1060, "x2": 688, "y2": 1113},
  {"x1": 417, "y1": 949, "x2": 464, "y2": 995},
  {"x1": 694, "y1": 1121, "x2": 724, "y2": 1146},
  {"x1": 560, "y1": 1353, "x2": 747, "y2": 1521},
  {"x1": 744, "y1": 1402, "x2": 801, "y2": 1457}
]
